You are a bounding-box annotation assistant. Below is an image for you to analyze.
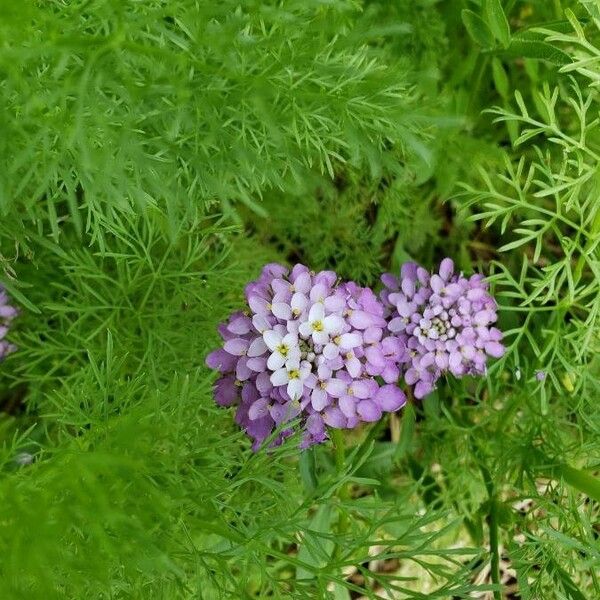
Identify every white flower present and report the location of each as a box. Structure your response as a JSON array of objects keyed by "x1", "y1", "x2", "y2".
[
  {"x1": 270, "y1": 358, "x2": 312, "y2": 400},
  {"x1": 298, "y1": 303, "x2": 344, "y2": 345},
  {"x1": 263, "y1": 325, "x2": 300, "y2": 370}
]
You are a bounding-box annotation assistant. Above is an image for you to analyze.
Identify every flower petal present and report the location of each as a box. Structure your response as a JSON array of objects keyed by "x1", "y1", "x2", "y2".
[
  {"x1": 270, "y1": 368, "x2": 289, "y2": 387},
  {"x1": 374, "y1": 384, "x2": 406, "y2": 412},
  {"x1": 247, "y1": 337, "x2": 268, "y2": 357}
]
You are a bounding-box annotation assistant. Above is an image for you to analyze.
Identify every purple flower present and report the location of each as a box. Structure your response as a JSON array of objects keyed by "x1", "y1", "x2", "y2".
[
  {"x1": 0, "y1": 285, "x2": 17, "y2": 361},
  {"x1": 206, "y1": 264, "x2": 406, "y2": 450},
  {"x1": 381, "y1": 258, "x2": 504, "y2": 399}
]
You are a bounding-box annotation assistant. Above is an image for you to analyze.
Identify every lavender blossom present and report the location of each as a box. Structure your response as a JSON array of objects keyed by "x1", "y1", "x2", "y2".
[
  {"x1": 0, "y1": 284, "x2": 17, "y2": 360},
  {"x1": 381, "y1": 259, "x2": 504, "y2": 399},
  {"x1": 206, "y1": 264, "x2": 406, "y2": 450}
]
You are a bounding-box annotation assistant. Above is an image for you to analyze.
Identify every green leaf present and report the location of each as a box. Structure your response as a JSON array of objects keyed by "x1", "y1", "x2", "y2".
[
  {"x1": 502, "y1": 37, "x2": 571, "y2": 66},
  {"x1": 461, "y1": 9, "x2": 495, "y2": 48},
  {"x1": 395, "y1": 402, "x2": 416, "y2": 461},
  {"x1": 299, "y1": 447, "x2": 318, "y2": 492},
  {"x1": 483, "y1": 0, "x2": 511, "y2": 47},
  {"x1": 491, "y1": 58, "x2": 509, "y2": 99},
  {"x1": 296, "y1": 504, "x2": 334, "y2": 580},
  {"x1": 1, "y1": 279, "x2": 40, "y2": 314}
]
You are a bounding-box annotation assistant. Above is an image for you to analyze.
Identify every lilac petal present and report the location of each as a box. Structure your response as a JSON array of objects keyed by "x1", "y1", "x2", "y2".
[
  {"x1": 435, "y1": 352, "x2": 449, "y2": 369},
  {"x1": 374, "y1": 385, "x2": 406, "y2": 412},
  {"x1": 309, "y1": 283, "x2": 328, "y2": 303},
  {"x1": 484, "y1": 341, "x2": 505, "y2": 358},
  {"x1": 323, "y1": 343, "x2": 339, "y2": 360},
  {"x1": 308, "y1": 302, "x2": 325, "y2": 322},
  {"x1": 294, "y1": 272, "x2": 311, "y2": 294},
  {"x1": 350, "y1": 380, "x2": 373, "y2": 399},
  {"x1": 365, "y1": 346, "x2": 386, "y2": 368},
  {"x1": 252, "y1": 314, "x2": 272, "y2": 333},
  {"x1": 339, "y1": 332, "x2": 361, "y2": 349},
  {"x1": 205, "y1": 349, "x2": 236, "y2": 372},
  {"x1": 214, "y1": 376, "x2": 238, "y2": 406},
  {"x1": 271, "y1": 302, "x2": 293, "y2": 320},
  {"x1": 401, "y1": 278, "x2": 415, "y2": 298},
  {"x1": 247, "y1": 357, "x2": 267, "y2": 372},
  {"x1": 430, "y1": 275, "x2": 444, "y2": 294},
  {"x1": 224, "y1": 338, "x2": 250, "y2": 356},
  {"x1": 349, "y1": 310, "x2": 384, "y2": 330},
  {"x1": 345, "y1": 355, "x2": 362, "y2": 378},
  {"x1": 306, "y1": 413, "x2": 325, "y2": 435},
  {"x1": 326, "y1": 378, "x2": 347, "y2": 398},
  {"x1": 311, "y1": 387, "x2": 329, "y2": 411},
  {"x1": 256, "y1": 372, "x2": 272, "y2": 394},
  {"x1": 248, "y1": 398, "x2": 270, "y2": 420},
  {"x1": 439, "y1": 258, "x2": 454, "y2": 281},
  {"x1": 247, "y1": 337, "x2": 268, "y2": 357},
  {"x1": 248, "y1": 295, "x2": 270, "y2": 315},
  {"x1": 356, "y1": 400, "x2": 382, "y2": 422},
  {"x1": 363, "y1": 326, "x2": 382, "y2": 344},
  {"x1": 381, "y1": 363, "x2": 400, "y2": 384},
  {"x1": 236, "y1": 358, "x2": 252, "y2": 381},
  {"x1": 388, "y1": 317, "x2": 406, "y2": 333},
  {"x1": 414, "y1": 380, "x2": 434, "y2": 399},
  {"x1": 227, "y1": 315, "x2": 252, "y2": 335},
  {"x1": 405, "y1": 368, "x2": 419, "y2": 385},
  {"x1": 381, "y1": 273, "x2": 399, "y2": 290},
  {"x1": 323, "y1": 407, "x2": 346, "y2": 428},
  {"x1": 339, "y1": 396, "x2": 356, "y2": 418},
  {"x1": 324, "y1": 294, "x2": 346, "y2": 312}
]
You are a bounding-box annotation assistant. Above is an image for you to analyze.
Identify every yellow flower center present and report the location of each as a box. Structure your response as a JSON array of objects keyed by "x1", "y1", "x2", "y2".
[
  {"x1": 289, "y1": 369, "x2": 300, "y2": 379},
  {"x1": 277, "y1": 344, "x2": 289, "y2": 356},
  {"x1": 312, "y1": 320, "x2": 324, "y2": 332}
]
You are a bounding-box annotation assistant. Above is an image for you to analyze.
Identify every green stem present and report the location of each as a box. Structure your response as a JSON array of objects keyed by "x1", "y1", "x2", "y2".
[
  {"x1": 330, "y1": 428, "x2": 350, "y2": 558},
  {"x1": 480, "y1": 463, "x2": 503, "y2": 600}
]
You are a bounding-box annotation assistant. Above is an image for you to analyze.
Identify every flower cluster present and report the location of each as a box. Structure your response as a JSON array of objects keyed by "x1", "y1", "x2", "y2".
[
  {"x1": 206, "y1": 264, "x2": 406, "y2": 449},
  {"x1": 206, "y1": 259, "x2": 504, "y2": 449},
  {"x1": 0, "y1": 284, "x2": 17, "y2": 361},
  {"x1": 381, "y1": 258, "x2": 504, "y2": 398}
]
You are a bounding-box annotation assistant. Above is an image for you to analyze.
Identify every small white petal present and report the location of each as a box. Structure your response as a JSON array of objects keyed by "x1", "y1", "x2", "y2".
[
  {"x1": 308, "y1": 302, "x2": 325, "y2": 322},
  {"x1": 312, "y1": 331, "x2": 329, "y2": 346},
  {"x1": 298, "y1": 321, "x2": 313, "y2": 338},
  {"x1": 282, "y1": 333, "x2": 298, "y2": 347},
  {"x1": 263, "y1": 329, "x2": 283, "y2": 351},
  {"x1": 311, "y1": 388, "x2": 329, "y2": 411},
  {"x1": 287, "y1": 378, "x2": 304, "y2": 400},
  {"x1": 267, "y1": 352, "x2": 286, "y2": 371},
  {"x1": 270, "y1": 368, "x2": 289, "y2": 386},
  {"x1": 323, "y1": 315, "x2": 344, "y2": 334}
]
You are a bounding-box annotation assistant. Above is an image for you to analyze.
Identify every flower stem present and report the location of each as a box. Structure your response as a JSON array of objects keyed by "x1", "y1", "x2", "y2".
[{"x1": 330, "y1": 428, "x2": 350, "y2": 555}]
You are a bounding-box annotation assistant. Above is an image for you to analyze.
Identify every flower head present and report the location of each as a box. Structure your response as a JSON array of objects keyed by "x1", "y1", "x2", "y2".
[
  {"x1": 207, "y1": 264, "x2": 406, "y2": 450},
  {"x1": 0, "y1": 284, "x2": 17, "y2": 361},
  {"x1": 381, "y1": 259, "x2": 504, "y2": 398}
]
